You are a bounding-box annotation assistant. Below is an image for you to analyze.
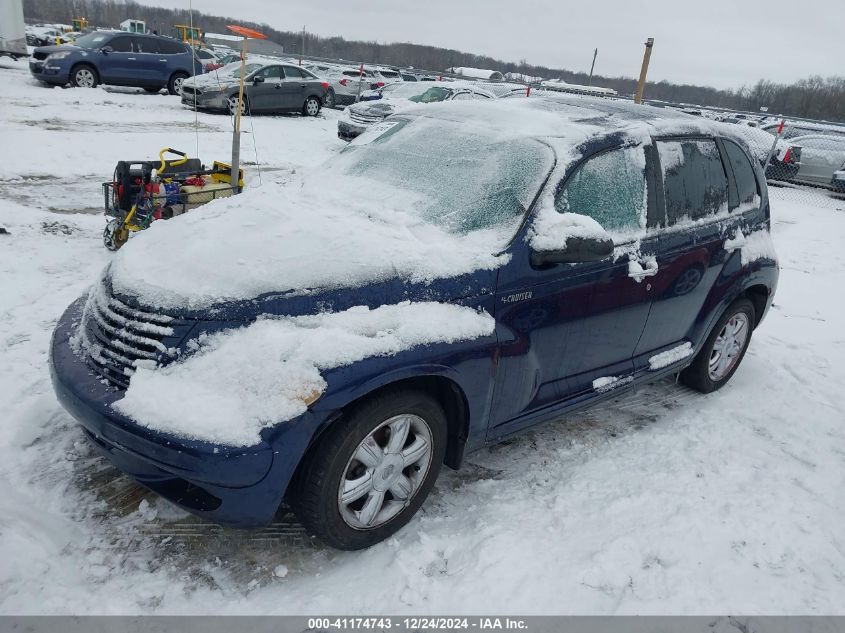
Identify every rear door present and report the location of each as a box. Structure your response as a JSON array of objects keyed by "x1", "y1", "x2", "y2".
[
  {"x1": 131, "y1": 36, "x2": 168, "y2": 85},
  {"x1": 632, "y1": 137, "x2": 736, "y2": 370},
  {"x1": 280, "y1": 65, "x2": 311, "y2": 110}
]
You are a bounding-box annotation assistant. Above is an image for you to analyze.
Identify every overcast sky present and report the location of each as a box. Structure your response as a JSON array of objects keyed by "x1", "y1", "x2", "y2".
[{"x1": 137, "y1": 0, "x2": 836, "y2": 89}]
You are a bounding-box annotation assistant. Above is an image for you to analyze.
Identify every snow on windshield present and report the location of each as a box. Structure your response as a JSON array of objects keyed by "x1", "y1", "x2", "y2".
[
  {"x1": 109, "y1": 115, "x2": 553, "y2": 309},
  {"x1": 338, "y1": 116, "x2": 554, "y2": 235},
  {"x1": 113, "y1": 302, "x2": 495, "y2": 446}
]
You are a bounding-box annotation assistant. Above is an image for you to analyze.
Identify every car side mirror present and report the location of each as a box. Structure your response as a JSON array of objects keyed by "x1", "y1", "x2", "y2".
[
  {"x1": 531, "y1": 235, "x2": 615, "y2": 266},
  {"x1": 100, "y1": 46, "x2": 113, "y2": 54},
  {"x1": 252, "y1": 76, "x2": 264, "y2": 84}
]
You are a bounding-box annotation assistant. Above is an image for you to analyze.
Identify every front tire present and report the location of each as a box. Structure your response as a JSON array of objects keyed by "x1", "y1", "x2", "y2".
[
  {"x1": 292, "y1": 390, "x2": 447, "y2": 550},
  {"x1": 303, "y1": 95, "x2": 321, "y2": 117},
  {"x1": 227, "y1": 93, "x2": 248, "y2": 116},
  {"x1": 680, "y1": 298, "x2": 755, "y2": 393},
  {"x1": 70, "y1": 64, "x2": 98, "y2": 88},
  {"x1": 168, "y1": 72, "x2": 189, "y2": 96}
]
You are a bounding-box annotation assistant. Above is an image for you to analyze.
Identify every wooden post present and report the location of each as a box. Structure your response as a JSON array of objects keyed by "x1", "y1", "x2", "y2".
[
  {"x1": 231, "y1": 36, "x2": 249, "y2": 190},
  {"x1": 588, "y1": 48, "x2": 597, "y2": 86},
  {"x1": 634, "y1": 38, "x2": 654, "y2": 104}
]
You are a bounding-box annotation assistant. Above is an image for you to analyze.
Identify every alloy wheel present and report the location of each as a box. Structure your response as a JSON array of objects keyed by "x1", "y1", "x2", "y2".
[
  {"x1": 708, "y1": 312, "x2": 749, "y2": 381},
  {"x1": 75, "y1": 68, "x2": 95, "y2": 88},
  {"x1": 337, "y1": 414, "x2": 433, "y2": 530}
]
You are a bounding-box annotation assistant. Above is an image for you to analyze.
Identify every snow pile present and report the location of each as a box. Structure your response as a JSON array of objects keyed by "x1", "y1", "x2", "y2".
[
  {"x1": 627, "y1": 255, "x2": 657, "y2": 282},
  {"x1": 724, "y1": 229, "x2": 778, "y2": 266},
  {"x1": 113, "y1": 302, "x2": 495, "y2": 446},
  {"x1": 648, "y1": 342, "x2": 694, "y2": 370},
  {"x1": 592, "y1": 375, "x2": 633, "y2": 393},
  {"x1": 528, "y1": 212, "x2": 607, "y2": 252}
]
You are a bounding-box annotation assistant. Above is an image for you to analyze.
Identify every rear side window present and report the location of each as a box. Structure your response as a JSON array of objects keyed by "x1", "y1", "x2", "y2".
[
  {"x1": 283, "y1": 66, "x2": 305, "y2": 79},
  {"x1": 555, "y1": 147, "x2": 647, "y2": 233},
  {"x1": 722, "y1": 140, "x2": 758, "y2": 207},
  {"x1": 657, "y1": 139, "x2": 728, "y2": 224},
  {"x1": 107, "y1": 36, "x2": 134, "y2": 52},
  {"x1": 158, "y1": 39, "x2": 186, "y2": 54}
]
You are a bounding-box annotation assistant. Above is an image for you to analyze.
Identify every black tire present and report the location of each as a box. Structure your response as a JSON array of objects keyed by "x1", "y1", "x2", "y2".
[
  {"x1": 292, "y1": 389, "x2": 447, "y2": 550},
  {"x1": 323, "y1": 88, "x2": 336, "y2": 109},
  {"x1": 227, "y1": 93, "x2": 248, "y2": 116},
  {"x1": 167, "y1": 72, "x2": 189, "y2": 96},
  {"x1": 144, "y1": 86, "x2": 162, "y2": 94},
  {"x1": 70, "y1": 64, "x2": 98, "y2": 88},
  {"x1": 303, "y1": 95, "x2": 321, "y2": 117},
  {"x1": 680, "y1": 297, "x2": 755, "y2": 393}
]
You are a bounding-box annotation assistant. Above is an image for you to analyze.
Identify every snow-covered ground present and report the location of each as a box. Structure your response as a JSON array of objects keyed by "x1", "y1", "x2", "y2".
[{"x1": 2, "y1": 57, "x2": 845, "y2": 614}]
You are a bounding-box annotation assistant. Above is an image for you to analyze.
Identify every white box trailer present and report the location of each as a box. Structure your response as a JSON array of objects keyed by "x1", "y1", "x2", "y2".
[{"x1": 0, "y1": 0, "x2": 28, "y2": 59}]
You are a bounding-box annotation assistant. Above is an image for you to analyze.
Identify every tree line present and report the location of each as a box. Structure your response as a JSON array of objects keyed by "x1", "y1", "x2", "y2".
[{"x1": 23, "y1": 0, "x2": 845, "y2": 122}]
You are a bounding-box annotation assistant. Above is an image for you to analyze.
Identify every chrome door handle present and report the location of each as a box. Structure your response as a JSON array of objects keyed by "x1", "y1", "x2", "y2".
[
  {"x1": 159, "y1": 58, "x2": 167, "y2": 62},
  {"x1": 300, "y1": 83, "x2": 307, "y2": 87},
  {"x1": 127, "y1": 57, "x2": 136, "y2": 60}
]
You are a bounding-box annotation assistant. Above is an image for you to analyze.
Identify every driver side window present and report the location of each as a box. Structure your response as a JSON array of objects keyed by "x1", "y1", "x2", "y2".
[
  {"x1": 254, "y1": 66, "x2": 283, "y2": 82},
  {"x1": 555, "y1": 147, "x2": 647, "y2": 234}
]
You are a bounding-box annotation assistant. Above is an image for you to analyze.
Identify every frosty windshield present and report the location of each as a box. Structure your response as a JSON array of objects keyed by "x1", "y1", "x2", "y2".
[{"x1": 335, "y1": 117, "x2": 555, "y2": 237}]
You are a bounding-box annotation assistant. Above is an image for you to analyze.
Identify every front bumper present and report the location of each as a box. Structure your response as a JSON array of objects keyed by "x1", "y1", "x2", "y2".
[
  {"x1": 181, "y1": 88, "x2": 229, "y2": 111},
  {"x1": 765, "y1": 160, "x2": 799, "y2": 182},
  {"x1": 29, "y1": 59, "x2": 69, "y2": 85},
  {"x1": 49, "y1": 298, "x2": 327, "y2": 528},
  {"x1": 337, "y1": 119, "x2": 367, "y2": 141}
]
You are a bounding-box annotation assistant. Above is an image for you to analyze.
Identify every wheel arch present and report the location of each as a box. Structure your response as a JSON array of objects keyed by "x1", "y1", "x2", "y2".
[
  {"x1": 743, "y1": 283, "x2": 770, "y2": 327},
  {"x1": 306, "y1": 373, "x2": 471, "y2": 471}
]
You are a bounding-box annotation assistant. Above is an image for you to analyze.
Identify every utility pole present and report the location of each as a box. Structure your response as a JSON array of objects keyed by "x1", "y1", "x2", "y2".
[
  {"x1": 588, "y1": 48, "x2": 598, "y2": 86},
  {"x1": 634, "y1": 37, "x2": 654, "y2": 104},
  {"x1": 299, "y1": 25, "x2": 305, "y2": 65}
]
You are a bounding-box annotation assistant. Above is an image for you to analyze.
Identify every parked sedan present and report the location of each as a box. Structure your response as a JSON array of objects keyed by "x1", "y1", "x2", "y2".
[
  {"x1": 29, "y1": 31, "x2": 202, "y2": 94},
  {"x1": 788, "y1": 134, "x2": 845, "y2": 188},
  {"x1": 181, "y1": 61, "x2": 330, "y2": 116},
  {"x1": 338, "y1": 82, "x2": 495, "y2": 141},
  {"x1": 727, "y1": 124, "x2": 802, "y2": 182}
]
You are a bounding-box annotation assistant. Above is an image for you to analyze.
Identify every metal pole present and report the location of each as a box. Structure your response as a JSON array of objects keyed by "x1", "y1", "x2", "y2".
[
  {"x1": 230, "y1": 36, "x2": 248, "y2": 191},
  {"x1": 634, "y1": 37, "x2": 654, "y2": 104},
  {"x1": 300, "y1": 25, "x2": 305, "y2": 65},
  {"x1": 762, "y1": 119, "x2": 786, "y2": 175},
  {"x1": 588, "y1": 48, "x2": 597, "y2": 86}
]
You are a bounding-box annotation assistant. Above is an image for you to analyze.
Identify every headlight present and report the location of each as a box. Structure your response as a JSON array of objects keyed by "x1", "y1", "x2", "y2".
[
  {"x1": 47, "y1": 52, "x2": 71, "y2": 61},
  {"x1": 200, "y1": 84, "x2": 227, "y2": 93}
]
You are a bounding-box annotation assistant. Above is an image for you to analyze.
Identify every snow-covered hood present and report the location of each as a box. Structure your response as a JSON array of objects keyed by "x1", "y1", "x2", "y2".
[
  {"x1": 183, "y1": 72, "x2": 239, "y2": 88},
  {"x1": 108, "y1": 170, "x2": 509, "y2": 316},
  {"x1": 348, "y1": 98, "x2": 414, "y2": 120}
]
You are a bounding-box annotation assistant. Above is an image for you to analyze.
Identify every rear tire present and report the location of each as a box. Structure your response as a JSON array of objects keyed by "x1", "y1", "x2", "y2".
[
  {"x1": 303, "y1": 95, "x2": 321, "y2": 117},
  {"x1": 323, "y1": 89, "x2": 336, "y2": 109},
  {"x1": 144, "y1": 86, "x2": 162, "y2": 94},
  {"x1": 70, "y1": 64, "x2": 98, "y2": 88},
  {"x1": 292, "y1": 390, "x2": 447, "y2": 550},
  {"x1": 680, "y1": 298, "x2": 755, "y2": 393},
  {"x1": 167, "y1": 72, "x2": 189, "y2": 96}
]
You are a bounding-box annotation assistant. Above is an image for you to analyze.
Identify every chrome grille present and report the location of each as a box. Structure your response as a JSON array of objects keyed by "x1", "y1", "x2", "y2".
[
  {"x1": 79, "y1": 282, "x2": 184, "y2": 388},
  {"x1": 349, "y1": 111, "x2": 385, "y2": 124}
]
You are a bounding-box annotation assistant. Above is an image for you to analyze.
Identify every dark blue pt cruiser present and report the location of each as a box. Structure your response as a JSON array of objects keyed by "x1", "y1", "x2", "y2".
[{"x1": 50, "y1": 97, "x2": 778, "y2": 549}]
